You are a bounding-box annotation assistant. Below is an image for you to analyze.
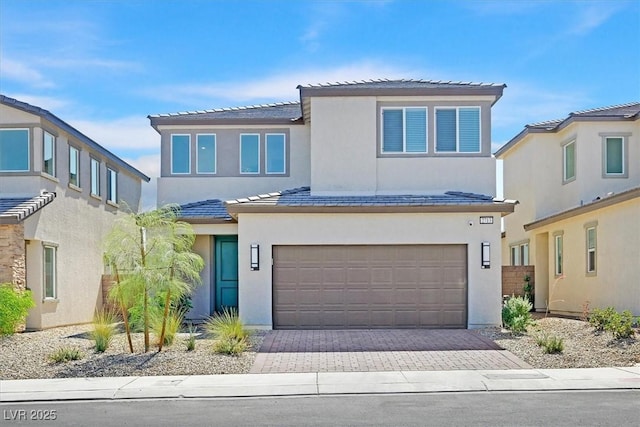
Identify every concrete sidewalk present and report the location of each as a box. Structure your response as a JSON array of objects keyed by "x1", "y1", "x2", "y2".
[{"x1": 2, "y1": 367, "x2": 639, "y2": 402}]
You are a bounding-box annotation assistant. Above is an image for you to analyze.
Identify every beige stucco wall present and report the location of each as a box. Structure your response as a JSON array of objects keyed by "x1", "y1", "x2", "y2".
[{"x1": 235, "y1": 212, "x2": 504, "y2": 329}]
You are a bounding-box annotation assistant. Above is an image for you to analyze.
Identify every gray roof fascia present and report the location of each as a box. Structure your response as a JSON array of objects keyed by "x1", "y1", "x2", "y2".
[
  {"x1": 0, "y1": 192, "x2": 56, "y2": 224},
  {"x1": 149, "y1": 116, "x2": 302, "y2": 130},
  {"x1": 523, "y1": 187, "x2": 640, "y2": 231},
  {"x1": 0, "y1": 95, "x2": 150, "y2": 182}
]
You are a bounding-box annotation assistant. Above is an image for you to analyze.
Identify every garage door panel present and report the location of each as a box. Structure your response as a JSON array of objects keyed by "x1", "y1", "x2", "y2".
[{"x1": 273, "y1": 245, "x2": 467, "y2": 329}]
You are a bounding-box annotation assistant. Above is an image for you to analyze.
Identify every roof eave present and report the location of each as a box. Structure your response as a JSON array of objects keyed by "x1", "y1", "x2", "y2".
[
  {"x1": 148, "y1": 117, "x2": 303, "y2": 127},
  {"x1": 298, "y1": 85, "x2": 505, "y2": 102}
]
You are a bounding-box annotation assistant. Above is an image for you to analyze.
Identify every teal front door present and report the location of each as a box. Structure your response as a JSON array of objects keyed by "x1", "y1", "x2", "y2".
[{"x1": 214, "y1": 235, "x2": 238, "y2": 313}]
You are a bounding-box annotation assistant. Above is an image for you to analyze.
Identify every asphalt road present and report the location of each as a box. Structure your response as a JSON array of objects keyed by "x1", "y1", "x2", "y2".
[{"x1": 2, "y1": 390, "x2": 639, "y2": 426}]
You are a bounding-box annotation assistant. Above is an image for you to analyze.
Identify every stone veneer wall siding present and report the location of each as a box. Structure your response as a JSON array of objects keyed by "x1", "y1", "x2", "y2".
[
  {"x1": 0, "y1": 223, "x2": 26, "y2": 291},
  {"x1": 502, "y1": 265, "x2": 535, "y2": 297}
]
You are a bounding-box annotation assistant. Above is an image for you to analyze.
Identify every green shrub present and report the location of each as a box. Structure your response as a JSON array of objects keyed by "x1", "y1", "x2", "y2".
[
  {"x1": 589, "y1": 307, "x2": 616, "y2": 332},
  {"x1": 605, "y1": 310, "x2": 635, "y2": 339},
  {"x1": 50, "y1": 347, "x2": 83, "y2": 363},
  {"x1": 502, "y1": 296, "x2": 534, "y2": 334},
  {"x1": 151, "y1": 309, "x2": 184, "y2": 347},
  {"x1": 0, "y1": 284, "x2": 35, "y2": 335},
  {"x1": 91, "y1": 309, "x2": 118, "y2": 352},
  {"x1": 536, "y1": 334, "x2": 564, "y2": 354},
  {"x1": 186, "y1": 324, "x2": 197, "y2": 351},
  {"x1": 205, "y1": 308, "x2": 250, "y2": 355}
]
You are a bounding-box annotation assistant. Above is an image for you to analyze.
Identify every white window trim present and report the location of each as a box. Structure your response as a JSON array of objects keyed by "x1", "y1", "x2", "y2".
[
  {"x1": 265, "y1": 133, "x2": 287, "y2": 174},
  {"x1": 434, "y1": 106, "x2": 482, "y2": 153},
  {"x1": 43, "y1": 130, "x2": 56, "y2": 177},
  {"x1": 69, "y1": 145, "x2": 81, "y2": 189},
  {"x1": 43, "y1": 244, "x2": 57, "y2": 301},
  {"x1": 90, "y1": 157, "x2": 101, "y2": 198},
  {"x1": 509, "y1": 240, "x2": 530, "y2": 266},
  {"x1": 170, "y1": 134, "x2": 191, "y2": 175},
  {"x1": 106, "y1": 167, "x2": 118, "y2": 205},
  {"x1": 240, "y1": 133, "x2": 260, "y2": 174},
  {"x1": 585, "y1": 222, "x2": 597, "y2": 275},
  {"x1": 380, "y1": 107, "x2": 428, "y2": 154},
  {"x1": 562, "y1": 139, "x2": 576, "y2": 183},
  {"x1": 0, "y1": 128, "x2": 30, "y2": 172},
  {"x1": 601, "y1": 134, "x2": 629, "y2": 178},
  {"x1": 196, "y1": 133, "x2": 217, "y2": 174},
  {"x1": 554, "y1": 232, "x2": 564, "y2": 277}
]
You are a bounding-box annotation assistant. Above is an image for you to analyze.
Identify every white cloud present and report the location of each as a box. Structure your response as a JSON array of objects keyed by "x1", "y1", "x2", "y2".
[
  {"x1": 69, "y1": 116, "x2": 158, "y2": 151},
  {"x1": 3, "y1": 93, "x2": 70, "y2": 111},
  {"x1": 0, "y1": 57, "x2": 55, "y2": 88},
  {"x1": 124, "y1": 153, "x2": 160, "y2": 211},
  {"x1": 567, "y1": 2, "x2": 623, "y2": 36},
  {"x1": 36, "y1": 57, "x2": 143, "y2": 73}
]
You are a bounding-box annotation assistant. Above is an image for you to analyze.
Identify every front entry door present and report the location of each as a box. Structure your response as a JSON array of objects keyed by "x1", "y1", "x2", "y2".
[{"x1": 215, "y1": 235, "x2": 238, "y2": 313}]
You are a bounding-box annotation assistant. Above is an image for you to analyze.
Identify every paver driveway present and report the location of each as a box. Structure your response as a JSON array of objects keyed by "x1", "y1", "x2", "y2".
[{"x1": 250, "y1": 330, "x2": 530, "y2": 374}]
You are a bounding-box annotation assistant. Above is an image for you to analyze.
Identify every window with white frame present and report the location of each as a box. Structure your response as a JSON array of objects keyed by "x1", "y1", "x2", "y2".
[
  {"x1": 69, "y1": 146, "x2": 80, "y2": 187},
  {"x1": 586, "y1": 226, "x2": 597, "y2": 274},
  {"x1": 196, "y1": 134, "x2": 216, "y2": 174},
  {"x1": 43, "y1": 131, "x2": 56, "y2": 176},
  {"x1": 90, "y1": 157, "x2": 100, "y2": 196},
  {"x1": 0, "y1": 128, "x2": 30, "y2": 172},
  {"x1": 381, "y1": 107, "x2": 427, "y2": 153},
  {"x1": 554, "y1": 233, "x2": 563, "y2": 276},
  {"x1": 563, "y1": 140, "x2": 575, "y2": 182},
  {"x1": 107, "y1": 167, "x2": 117, "y2": 204},
  {"x1": 604, "y1": 136, "x2": 624, "y2": 176},
  {"x1": 43, "y1": 245, "x2": 57, "y2": 299},
  {"x1": 435, "y1": 107, "x2": 480, "y2": 152},
  {"x1": 266, "y1": 133, "x2": 286, "y2": 173},
  {"x1": 510, "y1": 242, "x2": 529, "y2": 266},
  {"x1": 171, "y1": 134, "x2": 191, "y2": 174},
  {"x1": 240, "y1": 134, "x2": 260, "y2": 174}
]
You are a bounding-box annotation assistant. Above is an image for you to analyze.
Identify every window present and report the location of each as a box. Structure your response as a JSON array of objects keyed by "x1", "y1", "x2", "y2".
[
  {"x1": 554, "y1": 234, "x2": 563, "y2": 276},
  {"x1": 563, "y1": 140, "x2": 575, "y2": 182},
  {"x1": 90, "y1": 158, "x2": 100, "y2": 196},
  {"x1": 107, "y1": 167, "x2": 117, "y2": 204},
  {"x1": 510, "y1": 242, "x2": 529, "y2": 266},
  {"x1": 0, "y1": 128, "x2": 30, "y2": 172},
  {"x1": 266, "y1": 133, "x2": 286, "y2": 173},
  {"x1": 604, "y1": 137, "x2": 624, "y2": 175},
  {"x1": 69, "y1": 146, "x2": 80, "y2": 187},
  {"x1": 171, "y1": 134, "x2": 190, "y2": 174},
  {"x1": 240, "y1": 134, "x2": 260, "y2": 174},
  {"x1": 43, "y1": 245, "x2": 57, "y2": 299},
  {"x1": 510, "y1": 246, "x2": 520, "y2": 266},
  {"x1": 435, "y1": 107, "x2": 480, "y2": 152},
  {"x1": 196, "y1": 134, "x2": 216, "y2": 174},
  {"x1": 586, "y1": 226, "x2": 597, "y2": 274},
  {"x1": 43, "y1": 131, "x2": 56, "y2": 176},
  {"x1": 381, "y1": 107, "x2": 427, "y2": 153}
]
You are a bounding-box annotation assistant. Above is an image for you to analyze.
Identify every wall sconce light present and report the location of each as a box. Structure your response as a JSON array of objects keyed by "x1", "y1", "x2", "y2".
[
  {"x1": 481, "y1": 242, "x2": 490, "y2": 269},
  {"x1": 250, "y1": 244, "x2": 260, "y2": 271}
]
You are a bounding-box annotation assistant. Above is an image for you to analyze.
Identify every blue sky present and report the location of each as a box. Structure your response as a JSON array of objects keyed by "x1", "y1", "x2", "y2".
[{"x1": 1, "y1": 0, "x2": 639, "y2": 205}]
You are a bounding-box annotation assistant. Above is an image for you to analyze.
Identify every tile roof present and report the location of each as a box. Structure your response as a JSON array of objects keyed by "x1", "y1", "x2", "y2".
[
  {"x1": 0, "y1": 193, "x2": 56, "y2": 224},
  {"x1": 178, "y1": 199, "x2": 233, "y2": 222},
  {"x1": 226, "y1": 187, "x2": 513, "y2": 208},
  {"x1": 297, "y1": 78, "x2": 505, "y2": 90},
  {"x1": 0, "y1": 95, "x2": 150, "y2": 182},
  {"x1": 495, "y1": 102, "x2": 640, "y2": 157},
  {"x1": 149, "y1": 102, "x2": 302, "y2": 121}
]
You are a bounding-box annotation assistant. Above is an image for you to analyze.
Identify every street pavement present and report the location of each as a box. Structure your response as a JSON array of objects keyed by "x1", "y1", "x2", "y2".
[{"x1": 2, "y1": 367, "x2": 639, "y2": 402}]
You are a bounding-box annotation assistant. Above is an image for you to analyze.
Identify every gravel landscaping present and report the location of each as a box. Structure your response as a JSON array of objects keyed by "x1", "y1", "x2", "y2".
[{"x1": 1, "y1": 317, "x2": 638, "y2": 380}]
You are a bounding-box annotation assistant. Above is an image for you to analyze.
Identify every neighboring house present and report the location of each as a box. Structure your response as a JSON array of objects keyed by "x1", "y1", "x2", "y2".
[
  {"x1": 496, "y1": 103, "x2": 640, "y2": 316},
  {"x1": 0, "y1": 95, "x2": 150, "y2": 330},
  {"x1": 149, "y1": 79, "x2": 515, "y2": 329}
]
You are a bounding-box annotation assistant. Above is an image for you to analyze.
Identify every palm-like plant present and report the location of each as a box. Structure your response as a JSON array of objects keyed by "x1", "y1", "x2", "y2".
[{"x1": 104, "y1": 205, "x2": 204, "y2": 352}]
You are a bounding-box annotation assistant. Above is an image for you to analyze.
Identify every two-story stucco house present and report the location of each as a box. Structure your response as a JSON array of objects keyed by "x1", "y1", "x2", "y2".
[
  {"x1": 150, "y1": 79, "x2": 516, "y2": 329},
  {"x1": 496, "y1": 103, "x2": 640, "y2": 316},
  {"x1": 0, "y1": 95, "x2": 150, "y2": 330}
]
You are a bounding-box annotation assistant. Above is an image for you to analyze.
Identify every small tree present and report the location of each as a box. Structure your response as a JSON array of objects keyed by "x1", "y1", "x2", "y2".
[
  {"x1": 0, "y1": 284, "x2": 35, "y2": 335},
  {"x1": 104, "y1": 205, "x2": 203, "y2": 352}
]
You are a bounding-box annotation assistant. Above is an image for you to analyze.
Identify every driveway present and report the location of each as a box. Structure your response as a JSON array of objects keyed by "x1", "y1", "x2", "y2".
[{"x1": 250, "y1": 329, "x2": 531, "y2": 374}]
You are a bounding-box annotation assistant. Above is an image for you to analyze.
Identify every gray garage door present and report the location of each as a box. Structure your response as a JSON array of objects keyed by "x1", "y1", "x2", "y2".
[{"x1": 273, "y1": 245, "x2": 467, "y2": 329}]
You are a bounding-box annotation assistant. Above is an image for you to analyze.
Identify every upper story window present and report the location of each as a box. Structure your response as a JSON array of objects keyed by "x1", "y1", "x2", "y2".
[
  {"x1": 69, "y1": 146, "x2": 80, "y2": 187},
  {"x1": 107, "y1": 167, "x2": 118, "y2": 204},
  {"x1": 240, "y1": 134, "x2": 260, "y2": 174},
  {"x1": 604, "y1": 136, "x2": 625, "y2": 176},
  {"x1": 381, "y1": 107, "x2": 427, "y2": 153},
  {"x1": 90, "y1": 157, "x2": 100, "y2": 197},
  {"x1": 43, "y1": 131, "x2": 56, "y2": 177},
  {"x1": 435, "y1": 107, "x2": 480, "y2": 153},
  {"x1": 266, "y1": 133, "x2": 286, "y2": 174},
  {"x1": 171, "y1": 134, "x2": 191, "y2": 174},
  {"x1": 196, "y1": 134, "x2": 216, "y2": 174},
  {"x1": 563, "y1": 140, "x2": 576, "y2": 183},
  {"x1": 0, "y1": 128, "x2": 30, "y2": 172}
]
